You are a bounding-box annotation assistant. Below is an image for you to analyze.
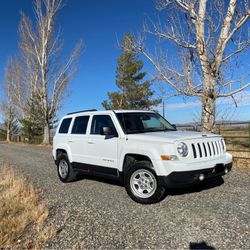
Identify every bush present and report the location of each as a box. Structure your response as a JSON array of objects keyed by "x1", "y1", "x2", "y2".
[{"x1": 0, "y1": 164, "x2": 55, "y2": 248}]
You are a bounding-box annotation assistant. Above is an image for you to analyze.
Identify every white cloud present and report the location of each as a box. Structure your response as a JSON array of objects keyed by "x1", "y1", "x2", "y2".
[
  {"x1": 218, "y1": 90, "x2": 250, "y2": 106},
  {"x1": 164, "y1": 101, "x2": 200, "y2": 111}
]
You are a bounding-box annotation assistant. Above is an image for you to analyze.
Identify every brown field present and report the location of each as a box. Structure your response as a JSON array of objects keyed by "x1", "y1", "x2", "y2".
[
  {"x1": 0, "y1": 164, "x2": 55, "y2": 249},
  {"x1": 233, "y1": 157, "x2": 250, "y2": 168},
  {"x1": 215, "y1": 125, "x2": 250, "y2": 168},
  {"x1": 220, "y1": 126, "x2": 250, "y2": 168}
]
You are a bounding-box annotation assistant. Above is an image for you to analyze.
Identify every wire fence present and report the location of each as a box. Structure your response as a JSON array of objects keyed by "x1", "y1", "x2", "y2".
[
  {"x1": 177, "y1": 122, "x2": 250, "y2": 160},
  {"x1": 0, "y1": 134, "x2": 54, "y2": 145},
  {"x1": 1, "y1": 123, "x2": 250, "y2": 161},
  {"x1": 0, "y1": 129, "x2": 6, "y2": 141}
]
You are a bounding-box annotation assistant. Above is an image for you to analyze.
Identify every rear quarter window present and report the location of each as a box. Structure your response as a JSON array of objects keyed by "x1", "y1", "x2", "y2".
[{"x1": 58, "y1": 118, "x2": 72, "y2": 134}]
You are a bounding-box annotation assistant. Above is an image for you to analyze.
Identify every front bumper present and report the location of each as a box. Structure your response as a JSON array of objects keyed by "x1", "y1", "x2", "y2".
[{"x1": 159, "y1": 162, "x2": 232, "y2": 188}]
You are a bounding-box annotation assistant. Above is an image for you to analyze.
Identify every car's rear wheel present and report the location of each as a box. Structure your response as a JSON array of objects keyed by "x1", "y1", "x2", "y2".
[
  {"x1": 125, "y1": 161, "x2": 166, "y2": 204},
  {"x1": 57, "y1": 153, "x2": 76, "y2": 182}
]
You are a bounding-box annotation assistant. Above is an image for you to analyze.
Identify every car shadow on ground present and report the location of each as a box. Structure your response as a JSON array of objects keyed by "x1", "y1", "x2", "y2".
[
  {"x1": 167, "y1": 176, "x2": 224, "y2": 196},
  {"x1": 189, "y1": 241, "x2": 216, "y2": 249},
  {"x1": 75, "y1": 173, "x2": 124, "y2": 187},
  {"x1": 74, "y1": 173, "x2": 224, "y2": 196}
]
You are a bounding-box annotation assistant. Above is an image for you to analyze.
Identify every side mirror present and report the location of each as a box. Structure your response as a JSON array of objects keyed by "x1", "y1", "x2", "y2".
[
  {"x1": 100, "y1": 127, "x2": 114, "y2": 136},
  {"x1": 172, "y1": 124, "x2": 177, "y2": 130}
]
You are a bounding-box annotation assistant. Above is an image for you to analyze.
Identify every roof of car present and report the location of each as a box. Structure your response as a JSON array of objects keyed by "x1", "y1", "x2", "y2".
[
  {"x1": 65, "y1": 109, "x2": 154, "y2": 116},
  {"x1": 113, "y1": 110, "x2": 154, "y2": 113}
]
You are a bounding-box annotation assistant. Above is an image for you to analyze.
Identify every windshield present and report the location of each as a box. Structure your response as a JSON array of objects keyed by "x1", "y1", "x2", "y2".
[{"x1": 116, "y1": 112, "x2": 176, "y2": 134}]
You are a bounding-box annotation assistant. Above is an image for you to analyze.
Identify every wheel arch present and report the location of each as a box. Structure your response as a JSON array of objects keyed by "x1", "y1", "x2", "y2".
[
  {"x1": 56, "y1": 148, "x2": 68, "y2": 157},
  {"x1": 55, "y1": 146, "x2": 73, "y2": 163},
  {"x1": 122, "y1": 153, "x2": 153, "y2": 173}
]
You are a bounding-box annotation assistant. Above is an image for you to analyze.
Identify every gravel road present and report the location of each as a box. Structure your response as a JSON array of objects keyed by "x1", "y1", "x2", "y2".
[{"x1": 0, "y1": 143, "x2": 249, "y2": 249}]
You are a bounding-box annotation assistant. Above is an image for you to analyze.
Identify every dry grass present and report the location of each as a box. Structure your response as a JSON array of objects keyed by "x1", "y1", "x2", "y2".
[
  {"x1": 216, "y1": 126, "x2": 250, "y2": 168},
  {"x1": 233, "y1": 158, "x2": 250, "y2": 169},
  {"x1": 5, "y1": 141, "x2": 53, "y2": 148},
  {"x1": 0, "y1": 164, "x2": 55, "y2": 249}
]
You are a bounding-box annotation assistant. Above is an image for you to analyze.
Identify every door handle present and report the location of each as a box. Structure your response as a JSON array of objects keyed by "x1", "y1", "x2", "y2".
[
  {"x1": 68, "y1": 140, "x2": 73, "y2": 143},
  {"x1": 88, "y1": 140, "x2": 94, "y2": 144}
]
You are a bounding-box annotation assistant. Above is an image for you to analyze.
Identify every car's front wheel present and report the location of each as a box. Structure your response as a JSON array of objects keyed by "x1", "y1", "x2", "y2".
[{"x1": 125, "y1": 161, "x2": 166, "y2": 204}]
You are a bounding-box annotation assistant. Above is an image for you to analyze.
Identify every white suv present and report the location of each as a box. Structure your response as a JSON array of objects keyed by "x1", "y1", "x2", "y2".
[{"x1": 53, "y1": 109, "x2": 232, "y2": 204}]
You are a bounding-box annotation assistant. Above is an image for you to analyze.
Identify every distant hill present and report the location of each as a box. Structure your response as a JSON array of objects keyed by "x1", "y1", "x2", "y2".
[{"x1": 176, "y1": 120, "x2": 250, "y2": 126}]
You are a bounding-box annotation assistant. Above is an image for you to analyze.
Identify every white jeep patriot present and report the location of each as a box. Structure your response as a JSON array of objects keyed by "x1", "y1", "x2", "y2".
[{"x1": 53, "y1": 109, "x2": 232, "y2": 204}]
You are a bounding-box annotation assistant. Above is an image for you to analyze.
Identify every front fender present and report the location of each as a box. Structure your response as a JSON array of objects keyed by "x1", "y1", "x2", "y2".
[{"x1": 118, "y1": 143, "x2": 168, "y2": 175}]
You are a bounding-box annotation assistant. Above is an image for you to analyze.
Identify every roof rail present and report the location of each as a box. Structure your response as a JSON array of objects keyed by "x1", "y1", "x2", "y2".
[{"x1": 67, "y1": 109, "x2": 97, "y2": 115}]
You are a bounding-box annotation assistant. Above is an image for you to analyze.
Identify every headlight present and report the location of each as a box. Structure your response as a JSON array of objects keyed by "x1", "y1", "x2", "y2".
[{"x1": 177, "y1": 142, "x2": 188, "y2": 157}]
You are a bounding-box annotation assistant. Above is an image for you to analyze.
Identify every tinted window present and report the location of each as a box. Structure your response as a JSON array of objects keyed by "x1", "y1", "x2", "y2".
[
  {"x1": 91, "y1": 115, "x2": 117, "y2": 135},
  {"x1": 116, "y1": 112, "x2": 175, "y2": 134},
  {"x1": 59, "y1": 118, "x2": 72, "y2": 134},
  {"x1": 142, "y1": 116, "x2": 162, "y2": 129},
  {"x1": 71, "y1": 116, "x2": 89, "y2": 134}
]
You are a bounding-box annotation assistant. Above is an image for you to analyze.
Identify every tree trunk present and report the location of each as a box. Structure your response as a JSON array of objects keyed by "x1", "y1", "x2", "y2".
[
  {"x1": 42, "y1": 123, "x2": 50, "y2": 145},
  {"x1": 201, "y1": 82, "x2": 216, "y2": 132},
  {"x1": 6, "y1": 129, "x2": 10, "y2": 142}
]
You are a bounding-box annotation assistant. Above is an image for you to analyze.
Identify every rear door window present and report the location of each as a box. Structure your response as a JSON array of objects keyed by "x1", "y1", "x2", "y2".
[
  {"x1": 71, "y1": 116, "x2": 90, "y2": 134},
  {"x1": 59, "y1": 118, "x2": 72, "y2": 134}
]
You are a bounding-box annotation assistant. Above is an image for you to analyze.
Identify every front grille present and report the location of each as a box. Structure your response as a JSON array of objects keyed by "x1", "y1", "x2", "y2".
[{"x1": 191, "y1": 140, "x2": 224, "y2": 159}]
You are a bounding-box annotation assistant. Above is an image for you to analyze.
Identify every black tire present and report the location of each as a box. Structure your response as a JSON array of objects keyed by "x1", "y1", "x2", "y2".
[
  {"x1": 57, "y1": 153, "x2": 76, "y2": 182},
  {"x1": 125, "y1": 161, "x2": 166, "y2": 204}
]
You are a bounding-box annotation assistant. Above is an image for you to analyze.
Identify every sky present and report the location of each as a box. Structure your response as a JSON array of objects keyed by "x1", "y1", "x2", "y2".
[{"x1": 0, "y1": 0, "x2": 249, "y2": 124}]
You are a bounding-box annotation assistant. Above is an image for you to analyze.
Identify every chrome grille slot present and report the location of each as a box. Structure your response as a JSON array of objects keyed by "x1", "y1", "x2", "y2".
[
  {"x1": 192, "y1": 144, "x2": 197, "y2": 158},
  {"x1": 218, "y1": 141, "x2": 222, "y2": 155},
  {"x1": 211, "y1": 142, "x2": 216, "y2": 155},
  {"x1": 217, "y1": 141, "x2": 221, "y2": 155},
  {"x1": 221, "y1": 140, "x2": 225, "y2": 151},
  {"x1": 203, "y1": 143, "x2": 207, "y2": 157},
  {"x1": 207, "y1": 142, "x2": 212, "y2": 156},
  {"x1": 190, "y1": 139, "x2": 225, "y2": 160},
  {"x1": 215, "y1": 141, "x2": 219, "y2": 155},
  {"x1": 219, "y1": 141, "x2": 223, "y2": 154},
  {"x1": 197, "y1": 143, "x2": 202, "y2": 158}
]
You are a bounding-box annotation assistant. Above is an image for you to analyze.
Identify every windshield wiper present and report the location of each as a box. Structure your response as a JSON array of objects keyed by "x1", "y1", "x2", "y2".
[
  {"x1": 126, "y1": 130, "x2": 145, "y2": 134},
  {"x1": 126, "y1": 128, "x2": 175, "y2": 134},
  {"x1": 145, "y1": 128, "x2": 173, "y2": 132}
]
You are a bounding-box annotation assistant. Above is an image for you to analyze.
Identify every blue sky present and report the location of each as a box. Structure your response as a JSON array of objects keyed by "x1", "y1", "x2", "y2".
[{"x1": 0, "y1": 0, "x2": 249, "y2": 124}]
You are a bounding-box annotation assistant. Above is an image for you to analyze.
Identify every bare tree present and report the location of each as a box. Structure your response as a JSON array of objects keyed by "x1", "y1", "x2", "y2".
[
  {"x1": 132, "y1": 0, "x2": 250, "y2": 132},
  {"x1": 0, "y1": 59, "x2": 19, "y2": 142},
  {"x1": 18, "y1": 0, "x2": 83, "y2": 144}
]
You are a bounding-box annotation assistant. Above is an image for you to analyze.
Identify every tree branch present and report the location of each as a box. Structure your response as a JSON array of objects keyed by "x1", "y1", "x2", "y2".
[
  {"x1": 139, "y1": 46, "x2": 202, "y2": 97},
  {"x1": 218, "y1": 82, "x2": 250, "y2": 97},
  {"x1": 225, "y1": 11, "x2": 250, "y2": 45},
  {"x1": 175, "y1": 0, "x2": 197, "y2": 21},
  {"x1": 222, "y1": 41, "x2": 250, "y2": 62}
]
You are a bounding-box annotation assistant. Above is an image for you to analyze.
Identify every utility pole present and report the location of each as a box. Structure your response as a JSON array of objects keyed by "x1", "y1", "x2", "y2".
[{"x1": 162, "y1": 100, "x2": 165, "y2": 118}]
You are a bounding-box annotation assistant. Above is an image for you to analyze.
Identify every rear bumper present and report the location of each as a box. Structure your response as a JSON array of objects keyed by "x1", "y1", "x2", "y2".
[{"x1": 159, "y1": 162, "x2": 232, "y2": 188}]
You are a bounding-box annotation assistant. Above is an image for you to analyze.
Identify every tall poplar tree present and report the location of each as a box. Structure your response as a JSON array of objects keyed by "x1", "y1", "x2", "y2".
[
  {"x1": 135, "y1": 0, "x2": 250, "y2": 132},
  {"x1": 102, "y1": 34, "x2": 160, "y2": 110},
  {"x1": 17, "y1": 0, "x2": 83, "y2": 144}
]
